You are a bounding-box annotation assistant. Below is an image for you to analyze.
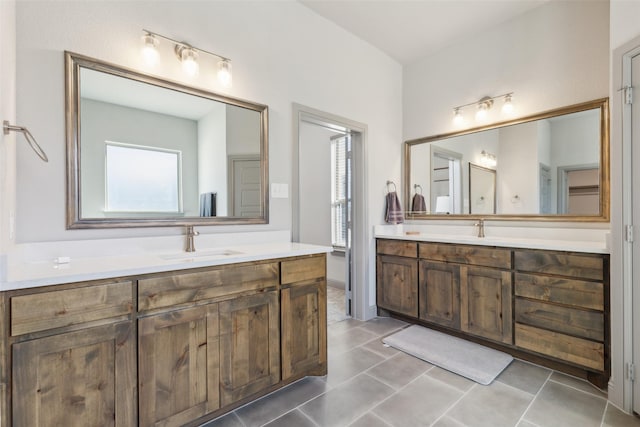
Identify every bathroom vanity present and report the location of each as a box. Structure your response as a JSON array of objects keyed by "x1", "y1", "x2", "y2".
[
  {"x1": 376, "y1": 235, "x2": 609, "y2": 388},
  {"x1": 0, "y1": 246, "x2": 328, "y2": 427}
]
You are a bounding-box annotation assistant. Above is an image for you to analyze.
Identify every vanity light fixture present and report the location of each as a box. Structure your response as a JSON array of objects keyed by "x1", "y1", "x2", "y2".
[
  {"x1": 141, "y1": 33, "x2": 160, "y2": 66},
  {"x1": 452, "y1": 92, "x2": 515, "y2": 125},
  {"x1": 141, "y1": 29, "x2": 233, "y2": 86},
  {"x1": 480, "y1": 150, "x2": 497, "y2": 168}
]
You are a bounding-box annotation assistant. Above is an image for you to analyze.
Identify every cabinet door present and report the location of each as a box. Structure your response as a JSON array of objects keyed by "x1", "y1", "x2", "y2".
[
  {"x1": 419, "y1": 260, "x2": 460, "y2": 329},
  {"x1": 138, "y1": 304, "x2": 220, "y2": 427},
  {"x1": 12, "y1": 322, "x2": 135, "y2": 427},
  {"x1": 219, "y1": 291, "x2": 280, "y2": 406},
  {"x1": 377, "y1": 255, "x2": 418, "y2": 317},
  {"x1": 281, "y1": 282, "x2": 327, "y2": 381},
  {"x1": 460, "y1": 266, "x2": 512, "y2": 344}
]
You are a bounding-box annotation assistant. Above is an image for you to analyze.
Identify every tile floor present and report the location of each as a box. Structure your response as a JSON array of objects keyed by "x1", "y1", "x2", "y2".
[
  {"x1": 326, "y1": 284, "x2": 348, "y2": 325},
  {"x1": 202, "y1": 317, "x2": 640, "y2": 427}
]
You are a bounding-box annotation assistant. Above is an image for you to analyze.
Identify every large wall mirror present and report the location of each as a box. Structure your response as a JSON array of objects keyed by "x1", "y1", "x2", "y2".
[
  {"x1": 65, "y1": 52, "x2": 269, "y2": 228},
  {"x1": 404, "y1": 98, "x2": 609, "y2": 221}
]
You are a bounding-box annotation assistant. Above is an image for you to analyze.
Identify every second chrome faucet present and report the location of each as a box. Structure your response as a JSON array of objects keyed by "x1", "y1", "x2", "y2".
[{"x1": 185, "y1": 226, "x2": 200, "y2": 252}]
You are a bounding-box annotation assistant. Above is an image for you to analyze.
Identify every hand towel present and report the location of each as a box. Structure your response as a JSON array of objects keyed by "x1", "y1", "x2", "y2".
[
  {"x1": 411, "y1": 193, "x2": 427, "y2": 212},
  {"x1": 385, "y1": 191, "x2": 404, "y2": 224}
]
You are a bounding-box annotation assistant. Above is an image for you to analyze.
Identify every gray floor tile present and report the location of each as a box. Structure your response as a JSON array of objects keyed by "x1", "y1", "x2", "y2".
[
  {"x1": 433, "y1": 416, "x2": 467, "y2": 427},
  {"x1": 328, "y1": 318, "x2": 364, "y2": 336},
  {"x1": 235, "y1": 377, "x2": 329, "y2": 427},
  {"x1": 602, "y1": 403, "x2": 640, "y2": 427},
  {"x1": 199, "y1": 412, "x2": 244, "y2": 427},
  {"x1": 328, "y1": 326, "x2": 378, "y2": 356},
  {"x1": 357, "y1": 317, "x2": 408, "y2": 337},
  {"x1": 326, "y1": 346, "x2": 385, "y2": 386},
  {"x1": 426, "y1": 367, "x2": 474, "y2": 392},
  {"x1": 348, "y1": 412, "x2": 392, "y2": 427},
  {"x1": 523, "y1": 380, "x2": 607, "y2": 427},
  {"x1": 548, "y1": 371, "x2": 608, "y2": 398},
  {"x1": 448, "y1": 381, "x2": 534, "y2": 427},
  {"x1": 496, "y1": 359, "x2": 551, "y2": 395},
  {"x1": 367, "y1": 351, "x2": 432, "y2": 389},
  {"x1": 300, "y1": 374, "x2": 394, "y2": 427},
  {"x1": 361, "y1": 338, "x2": 400, "y2": 359},
  {"x1": 263, "y1": 409, "x2": 317, "y2": 427},
  {"x1": 372, "y1": 374, "x2": 463, "y2": 427},
  {"x1": 517, "y1": 421, "x2": 538, "y2": 427}
]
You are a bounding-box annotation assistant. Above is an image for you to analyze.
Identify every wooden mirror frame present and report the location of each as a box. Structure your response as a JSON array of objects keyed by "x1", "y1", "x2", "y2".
[
  {"x1": 403, "y1": 98, "x2": 609, "y2": 222},
  {"x1": 65, "y1": 51, "x2": 269, "y2": 229}
]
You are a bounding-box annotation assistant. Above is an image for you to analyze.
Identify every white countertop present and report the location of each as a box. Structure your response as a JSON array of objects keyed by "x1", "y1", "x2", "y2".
[
  {"x1": 375, "y1": 225, "x2": 609, "y2": 254},
  {"x1": 1, "y1": 242, "x2": 333, "y2": 291}
]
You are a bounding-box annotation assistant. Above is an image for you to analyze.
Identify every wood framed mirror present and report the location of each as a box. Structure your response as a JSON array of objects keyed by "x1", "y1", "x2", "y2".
[
  {"x1": 65, "y1": 52, "x2": 269, "y2": 228},
  {"x1": 404, "y1": 98, "x2": 609, "y2": 221}
]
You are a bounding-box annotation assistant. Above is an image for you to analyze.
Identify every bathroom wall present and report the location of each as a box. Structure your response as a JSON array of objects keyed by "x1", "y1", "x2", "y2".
[
  {"x1": 403, "y1": 0, "x2": 609, "y2": 141},
  {"x1": 0, "y1": 1, "x2": 16, "y2": 276},
  {"x1": 12, "y1": 1, "x2": 402, "y2": 244}
]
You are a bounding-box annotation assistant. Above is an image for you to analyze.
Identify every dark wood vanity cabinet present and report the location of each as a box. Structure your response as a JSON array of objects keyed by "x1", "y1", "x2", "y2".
[
  {"x1": 376, "y1": 240, "x2": 418, "y2": 317},
  {"x1": 376, "y1": 238, "x2": 609, "y2": 386},
  {"x1": 0, "y1": 253, "x2": 328, "y2": 427}
]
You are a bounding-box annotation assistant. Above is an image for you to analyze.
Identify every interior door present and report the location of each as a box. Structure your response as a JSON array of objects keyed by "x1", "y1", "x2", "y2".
[
  {"x1": 631, "y1": 49, "x2": 640, "y2": 413},
  {"x1": 228, "y1": 156, "x2": 261, "y2": 217}
]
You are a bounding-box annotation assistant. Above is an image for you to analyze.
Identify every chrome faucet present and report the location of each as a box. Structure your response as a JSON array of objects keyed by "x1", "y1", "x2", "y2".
[
  {"x1": 185, "y1": 226, "x2": 199, "y2": 252},
  {"x1": 474, "y1": 219, "x2": 485, "y2": 238}
]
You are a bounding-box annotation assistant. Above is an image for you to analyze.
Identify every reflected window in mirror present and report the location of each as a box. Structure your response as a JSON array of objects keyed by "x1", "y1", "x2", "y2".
[
  {"x1": 404, "y1": 98, "x2": 609, "y2": 221},
  {"x1": 66, "y1": 51, "x2": 269, "y2": 228}
]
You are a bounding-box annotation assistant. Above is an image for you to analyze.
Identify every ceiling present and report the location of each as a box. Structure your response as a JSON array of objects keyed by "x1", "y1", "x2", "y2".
[{"x1": 298, "y1": 0, "x2": 549, "y2": 65}]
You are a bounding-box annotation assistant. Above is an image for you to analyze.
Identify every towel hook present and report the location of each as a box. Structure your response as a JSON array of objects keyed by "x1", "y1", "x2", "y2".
[
  {"x1": 3, "y1": 121, "x2": 48, "y2": 162},
  {"x1": 414, "y1": 184, "x2": 423, "y2": 195},
  {"x1": 386, "y1": 180, "x2": 397, "y2": 193}
]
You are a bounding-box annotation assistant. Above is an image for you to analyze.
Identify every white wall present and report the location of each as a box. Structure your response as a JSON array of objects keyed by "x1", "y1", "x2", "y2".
[
  {"x1": 0, "y1": 0, "x2": 16, "y2": 279},
  {"x1": 404, "y1": 0, "x2": 609, "y2": 140},
  {"x1": 198, "y1": 103, "x2": 227, "y2": 216},
  {"x1": 11, "y1": 1, "x2": 402, "y2": 256}
]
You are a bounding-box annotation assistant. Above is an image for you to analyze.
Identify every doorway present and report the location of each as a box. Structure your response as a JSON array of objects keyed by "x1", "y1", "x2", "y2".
[{"x1": 293, "y1": 104, "x2": 369, "y2": 322}]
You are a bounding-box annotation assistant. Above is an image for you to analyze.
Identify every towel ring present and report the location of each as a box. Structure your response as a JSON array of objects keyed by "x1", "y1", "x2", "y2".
[
  {"x1": 414, "y1": 184, "x2": 423, "y2": 195},
  {"x1": 3, "y1": 121, "x2": 48, "y2": 162},
  {"x1": 386, "y1": 180, "x2": 397, "y2": 193}
]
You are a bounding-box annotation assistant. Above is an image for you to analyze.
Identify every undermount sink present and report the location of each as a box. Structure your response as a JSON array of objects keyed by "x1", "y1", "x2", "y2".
[{"x1": 160, "y1": 249, "x2": 245, "y2": 261}]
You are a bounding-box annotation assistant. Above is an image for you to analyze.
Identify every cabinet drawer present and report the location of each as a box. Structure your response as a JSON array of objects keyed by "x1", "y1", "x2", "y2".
[
  {"x1": 377, "y1": 239, "x2": 417, "y2": 257},
  {"x1": 419, "y1": 243, "x2": 510, "y2": 269},
  {"x1": 515, "y1": 323, "x2": 604, "y2": 371},
  {"x1": 139, "y1": 262, "x2": 279, "y2": 311},
  {"x1": 281, "y1": 255, "x2": 326, "y2": 285},
  {"x1": 514, "y1": 250, "x2": 604, "y2": 281},
  {"x1": 515, "y1": 298, "x2": 604, "y2": 341},
  {"x1": 515, "y1": 273, "x2": 603, "y2": 310},
  {"x1": 11, "y1": 281, "x2": 133, "y2": 336}
]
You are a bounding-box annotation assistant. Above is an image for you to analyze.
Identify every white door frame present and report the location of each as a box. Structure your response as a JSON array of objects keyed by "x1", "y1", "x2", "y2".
[
  {"x1": 612, "y1": 35, "x2": 640, "y2": 413},
  {"x1": 292, "y1": 103, "x2": 371, "y2": 320}
]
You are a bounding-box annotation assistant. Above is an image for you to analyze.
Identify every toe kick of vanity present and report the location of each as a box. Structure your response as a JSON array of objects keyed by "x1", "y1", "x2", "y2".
[
  {"x1": 0, "y1": 252, "x2": 328, "y2": 427},
  {"x1": 376, "y1": 238, "x2": 609, "y2": 388}
]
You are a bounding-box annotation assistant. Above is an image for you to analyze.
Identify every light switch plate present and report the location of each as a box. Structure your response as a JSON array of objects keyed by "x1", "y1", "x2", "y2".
[{"x1": 271, "y1": 183, "x2": 289, "y2": 199}]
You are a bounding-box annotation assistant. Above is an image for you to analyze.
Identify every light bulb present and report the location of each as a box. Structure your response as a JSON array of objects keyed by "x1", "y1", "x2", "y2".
[
  {"x1": 217, "y1": 60, "x2": 232, "y2": 87},
  {"x1": 141, "y1": 34, "x2": 159, "y2": 66},
  {"x1": 180, "y1": 47, "x2": 199, "y2": 77},
  {"x1": 453, "y1": 108, "x2": 464, "y2": 126},
  {"x1": 475, "y1": 103, "x2": 489, "y2": 122},
  {"x1": 502, "y1": 94, "x2": 515, "y2": 114}
]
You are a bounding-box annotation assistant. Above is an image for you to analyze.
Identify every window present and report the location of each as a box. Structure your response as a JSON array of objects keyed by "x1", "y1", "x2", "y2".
[
  {"x1": 105, "y1": 142, "x2": 182, "y2": 213},
  {"x1": 331, "y1": 135, "x2": 349, "y2": 249}
]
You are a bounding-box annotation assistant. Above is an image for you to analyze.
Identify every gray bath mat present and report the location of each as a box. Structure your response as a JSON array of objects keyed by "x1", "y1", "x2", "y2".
[{"x1": 382, "y1": 325, "x2": 512, "y2": 385}]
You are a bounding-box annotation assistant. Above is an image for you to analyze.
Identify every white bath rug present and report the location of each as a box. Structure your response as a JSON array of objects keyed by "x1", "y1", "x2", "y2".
[{"x1": 382, "y1": 324, "x2": 513, "y2": 385}]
